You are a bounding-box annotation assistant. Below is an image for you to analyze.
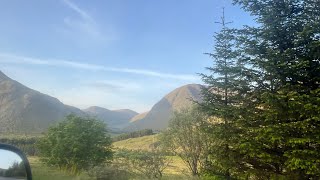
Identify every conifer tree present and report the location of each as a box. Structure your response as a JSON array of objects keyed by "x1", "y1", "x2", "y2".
[
  {"x1": 233, "y1": 0, "x2": 320, "y2": 178},
  {"x1": 200, "y1": 8, "x2": 252, "y2": 178}
]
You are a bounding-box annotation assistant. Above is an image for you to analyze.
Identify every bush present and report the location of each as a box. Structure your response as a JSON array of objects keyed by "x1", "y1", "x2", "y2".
[
  {"x1": 88, "y1": 164, "x2": 130, "y2": 180},
  {"x1": 114, "y1": 148, "x2": 171, "y2": 179},
  {"x1": 37, "y1": 114, "x2": 113, "y2": 174}
]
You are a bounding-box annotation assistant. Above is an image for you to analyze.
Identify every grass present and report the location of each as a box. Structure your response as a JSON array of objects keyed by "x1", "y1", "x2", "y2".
[
  {"x1": 26, "y1": 134, "x2": 194, "y2": 179},
  {"x1": 113, "y1": 134, "x2": 192, "y2": 178},
  {"x1": 113, "y1": 134, "x2": 159, "y2": 151},
  {"x1": 29, "y1": 156, "x2": 194, "y2": 180},
  {"x1": 29, "y1": 157, "x2": 91, "y2": 180}
]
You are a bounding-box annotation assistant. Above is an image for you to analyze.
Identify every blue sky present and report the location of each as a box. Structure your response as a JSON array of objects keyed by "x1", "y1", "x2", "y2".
[
  {"x1": 0, "y1": 149, "x2": 22, "y2": 169},
  {"x1": 0, "y1": 0, "x2": 254, "y2": 112}
]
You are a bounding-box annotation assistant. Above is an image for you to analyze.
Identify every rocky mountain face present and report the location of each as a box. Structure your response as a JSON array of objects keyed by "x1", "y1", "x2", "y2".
[
  {"x1": 126, "y1": 84, "x2": 203, "y2": 131},
  {"x1": 0, "y1": 71, "x2": 83, "y2": 133},
  {"x1": 84, "y1": 106, "x2": 138, "y2": 130}
]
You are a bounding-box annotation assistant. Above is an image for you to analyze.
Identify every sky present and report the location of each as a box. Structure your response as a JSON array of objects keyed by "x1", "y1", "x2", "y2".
[
  {"x1": 0, "y1": 150, "x2": 23, "y2": 169},
  {"x1": 0, "y1": 0, "x2": 254, "y2": 113}
]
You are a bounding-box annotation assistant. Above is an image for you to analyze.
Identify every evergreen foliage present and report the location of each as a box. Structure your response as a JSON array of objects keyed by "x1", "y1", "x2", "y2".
[
  {"x1": 199, "y1": 8, "x2": 251, "y2": 179},
  {"x1": 233, "y1": 0, "x2": 320, "y2": 178},
  {"x1": 200, "y1": 1, "x2": 320, "y2": 179}
]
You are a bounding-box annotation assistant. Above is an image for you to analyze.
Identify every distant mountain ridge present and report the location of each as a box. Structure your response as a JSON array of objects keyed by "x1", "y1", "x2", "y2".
[
  {"x1": 0, "y1": 70, "x2": 202, "y2": 133},
  {"x1": 84, "y1": 106, "x2": 138, "y2": 130},
  {"x1": 0, "y1": 71, "x2": 84, "y2": 133},
  {"x1": 126, "y1": 84, "x2": 203, "y2": 131}
]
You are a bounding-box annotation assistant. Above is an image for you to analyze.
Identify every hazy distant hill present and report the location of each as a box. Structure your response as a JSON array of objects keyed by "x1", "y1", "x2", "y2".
[
  {"x1": 130, "y1": 111, "x2": 149, "y2": 122},
  {"x1": 0, "y1": 71, "x2": 83, "y2": 133},
  {"x1": 84, "y1": 106, "x2": 138, "y2": 130},
  {"x1": 126, "y1": 84, "x2": 203, "y2": 131}
]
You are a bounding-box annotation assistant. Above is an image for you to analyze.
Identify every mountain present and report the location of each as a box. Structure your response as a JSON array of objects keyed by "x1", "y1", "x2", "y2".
[
  {"x1": 0, "y1": 70, "x2": 203, "y2": 133},
  {"x1": 84, "y1": 106, "x2": 138, "y2": 130},
  {"x1": 0, "y1": 71, "x2": 83, "y2": 133},
  {"x1": 126, "y1": 84, "x2": 203, "y2": 131},
  {"x1": 130, "y1": 111, "x2": 149, "y2": 122}
]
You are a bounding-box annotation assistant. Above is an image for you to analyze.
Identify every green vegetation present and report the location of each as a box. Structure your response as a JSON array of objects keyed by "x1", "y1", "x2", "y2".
[
  {"x1": 0, "y1": 161, "x2": 26, "y2": 178},
  {"x1": 30, "y1": 155, "x2": 193, "y2": 180},
  {"x1": 113, "y1": 129, "x2": 154, "y2": 142},
  {"x1": 235, "y1": 0, "x2": 320, "y2": 177},
  {"x1": 0, "y1": 136, "x2": 40, "y2": 156},
  {"x1": 37, "y1": 115, "x2": 113, "y2": 175},
  {"x1": 113, "y1": 134, "x2": 159, "y2": 151},
  {"x1": 2, "y1": 0, "x2": 320, "y2": 179},
  {"x1": 160, "y1": 107, "x2": 210, "y2": 176},
  {"x1": 200, "y1": 7, "x2": 250, "y2": 178},
  {"x1": 197, "y1": 0, "x2": 320, "y2": 179},
  {"x1": 114, "y1": 149, "x2": 171, "y2": 179},
  {"x1": 29, "y1": 157, "x2": 91, "y2": 180},
  {"x1": 152, "y1": 1, "x2": 320, "y2": 179},
  {"x1": 88, "y1": 163, "x2": 131, "y2": 180},
  {"x1": 113, "y1": 135, "x2": 190, "y2": 177}
]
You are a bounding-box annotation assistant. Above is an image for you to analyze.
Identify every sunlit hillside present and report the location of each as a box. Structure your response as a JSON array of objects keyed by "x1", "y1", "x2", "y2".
[{"x1": 113, "y1": 134, "x2": 189, "y2": 176}]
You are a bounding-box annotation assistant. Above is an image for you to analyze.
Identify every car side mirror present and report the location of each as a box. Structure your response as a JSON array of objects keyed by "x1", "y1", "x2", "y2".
[{"x1": 0, "y1": 143, "x2": 32, "y2": 180}]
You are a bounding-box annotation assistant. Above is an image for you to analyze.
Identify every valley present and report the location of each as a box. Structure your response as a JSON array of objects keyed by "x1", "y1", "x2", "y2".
[{"x1": 0, "y1": 70, "x2": 202, "y2": 134}]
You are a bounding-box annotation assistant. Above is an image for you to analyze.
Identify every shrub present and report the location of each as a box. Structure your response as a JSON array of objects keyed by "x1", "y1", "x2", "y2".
[{"x1": 37, "y1": 114, "x2": 113, "y2": 174}]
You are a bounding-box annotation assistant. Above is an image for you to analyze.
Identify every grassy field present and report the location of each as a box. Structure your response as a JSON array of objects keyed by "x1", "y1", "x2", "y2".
[
  {"x1": 29, "y1": 156, "x2": 192, "y2": 180},
  {"x1": 113, "y1": 134, "x2": 190, "y2": 176},
  {"x1": 113, "y1": 134, "x2": 159, "y2": 151},
  {"x1": 27, "y1": 134, "x2": 193, "y2": 179},
  {"x1": 29, "y1": 157, "x2": 91, "y2": 180}
]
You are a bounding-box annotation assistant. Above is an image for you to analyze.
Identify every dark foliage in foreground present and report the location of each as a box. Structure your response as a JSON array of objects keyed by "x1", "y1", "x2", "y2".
[{"x1": 199, "y1": 0, "x2": 320, "y2": 179}]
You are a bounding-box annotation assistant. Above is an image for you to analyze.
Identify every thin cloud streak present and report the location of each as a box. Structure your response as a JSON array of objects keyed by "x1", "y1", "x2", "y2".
[
  {"x1": 60, "y1": 0, "x2": 103, "y2": 40},
  {"x1": 0, "y1": 53, "x2": 198, "y2": 81},
  {"x1": 62, "y1": 0, "x2": 93, "y2": 22}
]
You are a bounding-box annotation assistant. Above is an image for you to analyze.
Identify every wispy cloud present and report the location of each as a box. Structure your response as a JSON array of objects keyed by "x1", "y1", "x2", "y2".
[
  {"x1": 62, "y1": 0, "x2": 93, "y2": 22},
  {"x1": 0, "y1": 53, "x2": 198, "y2": 81},
  {"x1": 60, "y1": 0, "x2": 104, "y2": 40},
  {"x1": 85, "y1": 80, "x2": 142, "y2": 92}
]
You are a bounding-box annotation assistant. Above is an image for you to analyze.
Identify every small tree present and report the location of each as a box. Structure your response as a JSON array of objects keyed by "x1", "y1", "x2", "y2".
[
  {"x1": 160, "y1": 106, "x2": 211, "y2": 176},
  {"x1": 37, "y1": 114, "x2": 113, "y2": 174},
  {"x1": 115, "y1": 148, "x2": 170, "y2": 179},
  {"x1": 199, "y1": 8, "x2": 251, "y2": 178}
]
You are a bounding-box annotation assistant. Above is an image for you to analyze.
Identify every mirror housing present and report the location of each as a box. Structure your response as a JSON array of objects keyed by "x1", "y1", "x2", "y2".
[{"x1": 0, "y1": 143, "x2": 32, "y2": 180}]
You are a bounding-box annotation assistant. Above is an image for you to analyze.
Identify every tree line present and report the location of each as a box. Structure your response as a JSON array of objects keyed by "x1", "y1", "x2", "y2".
[
  {"x1": 112, "y1": 129, "x2": 154, "y2": 142},
  {"x1": 0, "y1": 161, "x2": 26, "y2": 178},
  {"x1": 0, "y1": 136, "x2": 39, "y2": 156}
]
